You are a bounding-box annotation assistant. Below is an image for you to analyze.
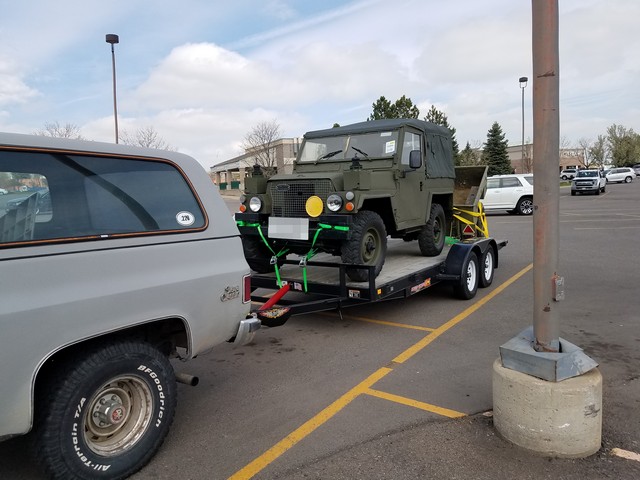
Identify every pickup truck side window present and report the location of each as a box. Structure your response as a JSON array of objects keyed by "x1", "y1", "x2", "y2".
[{"x1": 0, "y1": 150, "x2": 205, "y2": 246}]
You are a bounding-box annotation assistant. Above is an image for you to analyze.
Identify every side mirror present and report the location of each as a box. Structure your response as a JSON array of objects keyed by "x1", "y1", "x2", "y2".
[{"x1": 409, "y1": 150, "x2": 422, "y2": 169}]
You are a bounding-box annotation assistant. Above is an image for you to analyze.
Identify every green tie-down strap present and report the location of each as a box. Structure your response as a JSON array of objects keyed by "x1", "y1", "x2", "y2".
[
  {"x1": 236, "y1": 220, "x2": 288, "y2": 286},
  {"x1": 300, "y1": 223, "x2": 350, "y2": 292}
]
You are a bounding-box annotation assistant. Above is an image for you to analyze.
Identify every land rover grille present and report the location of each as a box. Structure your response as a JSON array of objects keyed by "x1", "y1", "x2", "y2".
[{"x1": 268, "y1": 179, "x2": 335, "y2": 217}]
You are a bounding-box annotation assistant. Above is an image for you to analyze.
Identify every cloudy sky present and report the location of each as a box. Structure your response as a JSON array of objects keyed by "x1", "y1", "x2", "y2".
[{"x1": 1, "y1": 0, "x2": 638, "y2": 169}]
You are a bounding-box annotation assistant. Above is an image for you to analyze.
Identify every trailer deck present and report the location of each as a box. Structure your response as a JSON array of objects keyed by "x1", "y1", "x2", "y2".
[{"x1": 251, "y1": 238, "x2": 507, "y2": 326}]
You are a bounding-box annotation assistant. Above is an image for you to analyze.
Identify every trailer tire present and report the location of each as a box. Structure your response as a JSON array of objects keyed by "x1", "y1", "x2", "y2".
[
  {"x1": 34, "y1": 341, "x2": 177, "y2": 480},
  {"x1": 242, "y1": 236, "x2": 276, "y2": 273},
  {"x1": 418, "y1": 203, "x2": 446, "y2": 256},
  {"x1": 453, "y1": 252, "x2": 479, "y2": 300},
  {"x1": 341, "y1": 210, "x2": 387, "y2": 282},
  {"x1": 479, "y1": 246, "x2": 495, "y2": 288}
]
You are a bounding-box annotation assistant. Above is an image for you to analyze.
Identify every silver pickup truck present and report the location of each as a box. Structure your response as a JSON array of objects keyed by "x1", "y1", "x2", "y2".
[{"x1": 0, "y1": 133, "x2": 259, "y2": 479}]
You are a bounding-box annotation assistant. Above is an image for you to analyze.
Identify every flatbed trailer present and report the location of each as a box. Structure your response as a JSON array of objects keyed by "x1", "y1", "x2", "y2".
[{"x1": 253, "y1": 236, "x2": 507, "y2": 327}]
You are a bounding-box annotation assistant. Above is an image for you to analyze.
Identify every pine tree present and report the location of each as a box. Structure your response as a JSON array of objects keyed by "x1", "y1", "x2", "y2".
[
  {"x1": 368, "y1": 95, "x2": 419, "y2": 120},
  {"x1": 459, "y1": 141, "x2": 480, "y2": 166},
  {"x1": 424, "y1": 105, "x2": 460, "y2": 164},
  {"x1": 482, "y1": 122, "x2": 512, "y2": 176}
]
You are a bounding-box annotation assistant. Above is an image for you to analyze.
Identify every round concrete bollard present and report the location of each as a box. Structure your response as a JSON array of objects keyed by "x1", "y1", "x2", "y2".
[{"x1": 492, "y1": 358, "x2": 602, "y2": 458}]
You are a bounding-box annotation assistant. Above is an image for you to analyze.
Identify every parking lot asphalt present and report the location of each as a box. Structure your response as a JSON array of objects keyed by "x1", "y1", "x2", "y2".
[{"x1": 1, "y1": 183, "x2": 639, "y2": 480}]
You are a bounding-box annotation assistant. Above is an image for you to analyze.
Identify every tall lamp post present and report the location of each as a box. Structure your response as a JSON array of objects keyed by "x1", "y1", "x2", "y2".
[
  {"x1": 106, "y1": 34, "x2": 120, "y2": 144},
  {"x1": 519, "y1": 76, "x2": 528, "y2": 171}
]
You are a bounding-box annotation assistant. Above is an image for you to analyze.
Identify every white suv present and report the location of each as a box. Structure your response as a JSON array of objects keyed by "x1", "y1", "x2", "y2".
[
  {"x1": 481, "y1": 174, "x2": 534, "y2": 215},
  {"x1": 560, "y1": 168, "x2": 577, "y2": 180},
  {"x1": 605, "y1": 167, "x2": 636, "y2": 183}
]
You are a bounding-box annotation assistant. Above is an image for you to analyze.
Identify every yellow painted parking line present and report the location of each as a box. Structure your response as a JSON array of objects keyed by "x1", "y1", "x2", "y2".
[
  {"x1": 611, "y1": 448, "x2": 640, "y2": 462},
  {"x1": 229, "y1": 263, "x2": 533, "y2": 480},
  {"x1": 365, "y1": 388, "x2": 465, "y2": 418},
  {"x1": 393, "y1": 263, "x2": 533, "y2": 365},
  {"x1": 228, "y1": 367, "x2": 393, "y2": 480},
  {"x1": 318, "y1": 312, "x2": 435, "y2": 332}
]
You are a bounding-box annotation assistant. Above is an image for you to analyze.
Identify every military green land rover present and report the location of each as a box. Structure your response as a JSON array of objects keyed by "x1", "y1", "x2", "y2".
[{"x1": 235, "y1": 118, "x2": 456, "y2": 282}]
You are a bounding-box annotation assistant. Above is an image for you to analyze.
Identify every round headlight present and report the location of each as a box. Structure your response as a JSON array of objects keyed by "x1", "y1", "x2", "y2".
[
  {"x1": 249, "y1": 197, "x2": 262, "y2": 212},
  {"x1": 327, "y1": 194, "x2": 343, "y2": 212}
]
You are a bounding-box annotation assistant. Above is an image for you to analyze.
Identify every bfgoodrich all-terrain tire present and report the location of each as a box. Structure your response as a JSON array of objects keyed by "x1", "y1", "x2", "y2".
[
  {"x1": 418, "y1": 203, "x2": 446, "y2": 256},
  {"x1": 34, "y1": 341, "x2": 177, "y2": 480},
  {"x1": 341, "y1": 210, "x2": 387, "y2": 282}
]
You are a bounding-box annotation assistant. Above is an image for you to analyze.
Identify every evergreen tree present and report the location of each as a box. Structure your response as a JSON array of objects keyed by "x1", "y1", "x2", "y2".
[
  {"x1": 368, "y1": 96, "x2": 394, "y2": 120},
  {"x1": 392, "y1": 95, "x2": 420, "y2": 119},
  {"x1": 482, "y1": 122, "x2": 512, "y2": 176},
  {"x1": 459, "y1": 141, "x2": 480, "y2": 166},
  {"x1": 368, "y1": 95, "x2": 419, "y2": 120},
  {"x1": 424, "y1": 105, "x2": 460, "y2": 164}
]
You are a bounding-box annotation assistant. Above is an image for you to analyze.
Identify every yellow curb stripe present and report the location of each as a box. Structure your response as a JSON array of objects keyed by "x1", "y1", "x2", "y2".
[
  {"x1": 228, "y1": 367, "x2": 393, "y2": 480},
  {"x1": 393, "y1": 263, "x2": 533, "y2": 364},
  {"x1": 611, "y1": 448, "x2": 640, "y2": 462},
  {"x1": 365, "y1": 388, "x2": 465, "y2": 418}
]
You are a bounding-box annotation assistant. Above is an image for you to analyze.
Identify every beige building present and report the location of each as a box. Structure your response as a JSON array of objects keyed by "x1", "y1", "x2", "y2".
[
  {"x1": 507, "y1": 144, "x2": 587, "y2": 174},
  {"x1": 209, "y1": 138, "x2": 302, "y2": 191}
]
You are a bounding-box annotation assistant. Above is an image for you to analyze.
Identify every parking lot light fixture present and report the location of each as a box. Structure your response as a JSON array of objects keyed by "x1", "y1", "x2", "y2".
[
  {"x1": 519, "y1": 76, "x2": 528, "y2": 171},
  {"x1": 106, "y1": 34, "x2": 119, "y2": 144}
]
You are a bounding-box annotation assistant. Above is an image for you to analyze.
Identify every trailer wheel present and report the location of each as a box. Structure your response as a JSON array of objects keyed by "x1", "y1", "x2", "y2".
[
  {"x1": 341, "y1": 210, "x2": 387, "y2": 282},
  {"x1": 34, "y1": 341, "x2": 177, "y2": 480},
  {"x1": 242, "y1": 236, "x2": 277, "y2": 273},
  {"x1": 418, "y1": 203, "x2": 446, "y2": 256},
  {"x1": 453, "y1": 252, "x2": 479, "y2": 299},
  {"x1": 479, "y1": 246, "x2": 495, "y2": 288}
]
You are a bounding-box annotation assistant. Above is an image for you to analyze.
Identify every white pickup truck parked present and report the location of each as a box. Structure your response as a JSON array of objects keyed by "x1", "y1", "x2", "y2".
[
  {"x1": 0, "y1": 133, "x2": 259, "y2": 479},
  {"x1": 571, "y1": 169, "x2": 606, "y2": 195}
]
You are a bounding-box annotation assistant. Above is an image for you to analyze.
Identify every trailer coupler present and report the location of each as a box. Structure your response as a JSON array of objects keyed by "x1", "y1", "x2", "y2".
[{"x1": 255, "y1": 283, "x2": 292, "y2": 327}]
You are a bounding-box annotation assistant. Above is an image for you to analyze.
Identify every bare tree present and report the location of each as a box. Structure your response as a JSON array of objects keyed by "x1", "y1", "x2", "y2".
[
  {"x1": 34, "y1": 121, "x2": 84, "y2": 139},
  {"x1": 577, "y1": 137, "x2": 599, "y2": 169},
  {"x1": 590, "y1": 135, "x2": 608, "y2": 167},
  {"x1": 120, "y1": 126, "x2": 174, "y2": 150},
  {"x1": 241, "y1": 119, "x2": 281, "y2": 177},
  {"x1": 522, "y1": 140, "x2": 534, "y2": 173}
]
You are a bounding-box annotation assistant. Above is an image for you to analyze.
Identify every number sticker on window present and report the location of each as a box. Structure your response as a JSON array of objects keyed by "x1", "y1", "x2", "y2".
[{"x1": 176, "y1": 211, "x2": 195, "y2": 227}]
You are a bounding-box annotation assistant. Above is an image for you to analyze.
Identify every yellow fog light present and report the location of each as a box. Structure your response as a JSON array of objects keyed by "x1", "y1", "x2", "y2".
[{"x1": 305, "y1": 195, "x2": 324, "y2": 217}]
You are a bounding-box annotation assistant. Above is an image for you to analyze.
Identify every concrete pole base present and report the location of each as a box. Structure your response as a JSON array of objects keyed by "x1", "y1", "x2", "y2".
[{"x1": 492, "y1": 358, "x2": 602, "y2": 458}]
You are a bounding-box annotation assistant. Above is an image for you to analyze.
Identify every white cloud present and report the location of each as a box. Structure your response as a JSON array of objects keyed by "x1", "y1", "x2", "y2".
[{"x1": 0, "y1": 0, "x2": 638, "y2": 169}]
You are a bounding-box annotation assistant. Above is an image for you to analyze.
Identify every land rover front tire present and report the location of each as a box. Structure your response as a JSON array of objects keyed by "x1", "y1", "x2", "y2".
[
  {"x1": 242, "y1": 236, "x2": 275, "y2": 273},
  {"x1": 341, "y1": 210, "x2": 387, "y2": 282},
  {"x1": 35, "y1": 341, "x2": 177, "y2": 480},
  {"x1": 418, "y1": 203, "x2": 446, "y2": 256}
]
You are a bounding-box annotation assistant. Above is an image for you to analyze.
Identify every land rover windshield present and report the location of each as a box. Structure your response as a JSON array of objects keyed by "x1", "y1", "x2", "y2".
[{"x1": 298, "y1": 130, "x2": 399, "y2": 162}]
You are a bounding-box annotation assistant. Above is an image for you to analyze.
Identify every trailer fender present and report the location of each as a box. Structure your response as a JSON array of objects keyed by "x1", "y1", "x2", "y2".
[{"x1": 442, "y1": 239, "x2": 499, "y2": 279}]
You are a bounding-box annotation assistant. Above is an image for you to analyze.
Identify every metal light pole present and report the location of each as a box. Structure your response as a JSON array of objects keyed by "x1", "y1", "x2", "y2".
[
  {"x1": 105, "y1": 34, "x2": 119, "y2": 144},
  {"x1": 519, "y1": 76, "x2": 528, "y2": 171}
]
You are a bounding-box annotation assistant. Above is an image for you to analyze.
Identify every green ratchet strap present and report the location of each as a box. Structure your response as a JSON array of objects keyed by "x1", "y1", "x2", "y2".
[
  {"x1": 236, "y1": 221, "x2": 288, "y2": 287},
  {"x1": 299, "y1": 223, "x2": 350, "y2": 292}
]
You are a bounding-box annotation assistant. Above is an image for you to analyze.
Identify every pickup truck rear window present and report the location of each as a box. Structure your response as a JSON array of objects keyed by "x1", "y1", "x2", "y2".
[{"x1": 0, "y1": 150, "x2": 205, "y2": 246}]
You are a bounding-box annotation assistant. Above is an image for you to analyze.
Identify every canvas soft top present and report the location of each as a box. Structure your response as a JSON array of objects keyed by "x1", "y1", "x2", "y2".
[{"x1": 303, "y1": 118, "x2": 450, "y2": 139}]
